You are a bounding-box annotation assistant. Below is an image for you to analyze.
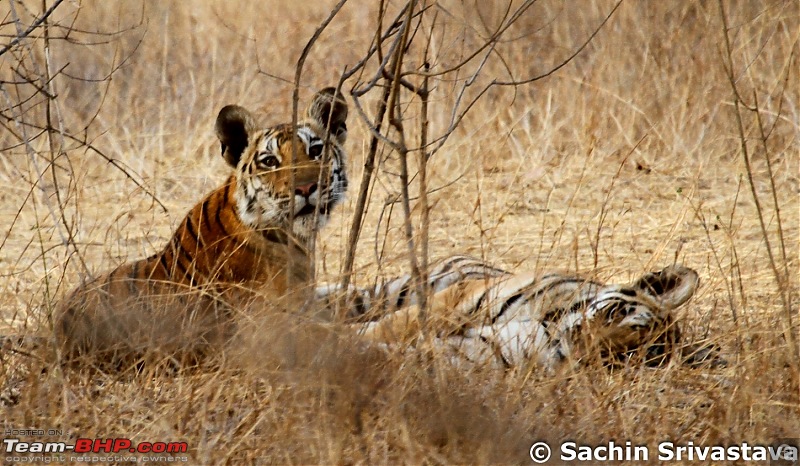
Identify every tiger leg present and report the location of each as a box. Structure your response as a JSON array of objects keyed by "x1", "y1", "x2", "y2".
[
  {"x1": 313, "y1": 283, "x2": 373, "y2": 321},
  {"x1": 356, "y1": 303, "x2": 424, "y2": 344},
  {"x1": 356, "y1": 276, "x2": 521, "y2": 344}
]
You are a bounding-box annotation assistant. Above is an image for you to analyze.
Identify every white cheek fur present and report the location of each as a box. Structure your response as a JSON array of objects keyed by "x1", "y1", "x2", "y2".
[
  {"x1": 232, "y1": 139, "x2": 347, "y2": 238},
  {"x1": 235, "y1": 178, "x2": 283, "y2": 229}
]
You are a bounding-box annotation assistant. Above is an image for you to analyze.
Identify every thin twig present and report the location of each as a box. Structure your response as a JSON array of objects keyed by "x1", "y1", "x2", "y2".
[
  {"x1": 287, "y1": 0, "x2": 348, "y2": 285},
  {"x1": 717, "y1": 0, "x2": 798, "y2": 375},
  {"x1": 0, "y1": 0, "x2": 66, "y2": 57}
]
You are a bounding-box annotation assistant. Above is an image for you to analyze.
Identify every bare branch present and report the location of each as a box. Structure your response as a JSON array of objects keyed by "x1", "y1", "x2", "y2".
[
  {"x1": 492, "y1": 0, "x2": 623, "y2": 86},
  {"x1": 0, "y1": 0, "x2": 66, "y2": 57},
  {"x1": 716, "y1": 0, "x2": 798, "y2": 372}
]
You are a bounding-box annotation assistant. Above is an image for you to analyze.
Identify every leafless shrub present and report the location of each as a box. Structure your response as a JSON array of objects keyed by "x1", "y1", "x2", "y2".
[
  {"x1": 717, "y1": 0, "x2": 798, "y2": 377},
  {"x1": 1, "y1": 1, "x2": 151, "y2": 332},
  {"x1": 288, "y1": 0, "x2": 622, "y2": 323}
]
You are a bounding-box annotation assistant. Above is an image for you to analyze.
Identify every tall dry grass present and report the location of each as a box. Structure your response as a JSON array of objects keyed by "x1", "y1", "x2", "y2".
[{"x1": 1, "y1": 0, "x2": 798, "y2": 464}]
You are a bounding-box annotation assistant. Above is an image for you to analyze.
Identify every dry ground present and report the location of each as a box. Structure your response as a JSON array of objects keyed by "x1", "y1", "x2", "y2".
[{"x1": 1, "y1": 0, "x2": 798, "y2": 464}]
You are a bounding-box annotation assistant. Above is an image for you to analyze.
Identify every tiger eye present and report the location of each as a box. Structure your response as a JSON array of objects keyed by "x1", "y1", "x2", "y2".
[
  {"x1": 51, "y1": 89, "x2": 349, "y2": 369},
  {"x1": 308, "y1": 145, "x2": 323, "y2": 159},
  {"x1": 262, "y1": 155, "x2": 280, "y2": 168}
]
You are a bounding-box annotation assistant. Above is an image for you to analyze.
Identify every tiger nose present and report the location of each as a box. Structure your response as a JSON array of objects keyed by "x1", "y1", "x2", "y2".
[{"x1": 295, "y1": 182, "x2": 317, "y2": 198}]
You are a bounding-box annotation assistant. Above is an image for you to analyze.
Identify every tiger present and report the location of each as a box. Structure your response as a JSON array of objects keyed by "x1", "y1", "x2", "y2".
[
  {"x1": 53, "y1": 87, "x2": 349, "y2": 368},
  {"x1": 314, "y1": 255, "x2": 510, "y2": 321},
  {"x1": 317, "y1": 255, "x2": 721, "y2": 371}
]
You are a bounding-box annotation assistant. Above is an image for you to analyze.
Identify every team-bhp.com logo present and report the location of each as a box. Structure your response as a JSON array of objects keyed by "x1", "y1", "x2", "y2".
[{"x1": 4, "y1": 437, "x2": 188, "y2": 454}]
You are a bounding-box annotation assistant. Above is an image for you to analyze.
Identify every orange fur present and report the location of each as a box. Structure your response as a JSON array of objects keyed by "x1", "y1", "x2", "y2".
[{"x1": 54, "y1": 88, "x2": 348, "y2": 368}]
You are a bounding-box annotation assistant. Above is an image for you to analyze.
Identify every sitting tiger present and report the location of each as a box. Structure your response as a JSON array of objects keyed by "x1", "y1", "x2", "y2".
[
  {"x1": 319, "y1": 256, "x2": 721, "y2": 371},
  {"x1": 53, "y1": 87, "x2": 348, "y2": 367}
]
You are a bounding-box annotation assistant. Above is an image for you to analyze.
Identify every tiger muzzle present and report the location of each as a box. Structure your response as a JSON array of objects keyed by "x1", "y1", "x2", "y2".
[{"x1": 294, "y1": 182, "x2": 317, "y2": 198}]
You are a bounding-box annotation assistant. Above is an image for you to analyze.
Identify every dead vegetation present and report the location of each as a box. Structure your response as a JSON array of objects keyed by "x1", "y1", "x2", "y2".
[{"x1": 1, "y1": 0, "x2": 798, "y2": 464}]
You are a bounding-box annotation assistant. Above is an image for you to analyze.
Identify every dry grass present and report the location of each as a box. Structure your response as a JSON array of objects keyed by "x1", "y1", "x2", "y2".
[{"x1": 1, "y1": 0, "x2": 798, "y2": 464}]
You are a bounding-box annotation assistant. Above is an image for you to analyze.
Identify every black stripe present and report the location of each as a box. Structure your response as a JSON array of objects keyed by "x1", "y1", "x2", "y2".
[
  {"x1": 178, "y1": 219, "x2": 214, "y2": 285},
  {"x1": 128, "y1": 261, "x2": 140, "y2": 296},
  {"x1": 541, "y1": 321, "x2": 554, "y2": 338},
  {"x1": 438, "y1": 257, "x2": 460, "y2": 275},
  {"x1": 168, "y1": 235, "x2": 190, "y2": 278},
  {"x1": 201, "y1": 198, "x2": 212, "y2": 233},
  {"x1": 479, "y1": 335, "x2": 511, "y2": 369},
  {"x1": 591, "y1": 296, "x2": 628, "y2": 321},
  {"x1": 429, "y1": 275, "x2": 447, "y2": 293},
  {"x1": 429, "y1": 258, "x2": 462, "y2": 290},
  {"x1": 542, "y1": 299, "x2": 590, "y2": 323},
  {"x1": 542, "y1": 307, "x2": 566, "y2": 324},
  {"x1": 172, "y1": 252, "x2": 188, "y2": 277},
  {"x1": 462, "y1": 268, "x2": 507, "y2": 281},
  {"x1": 261, "y1": 228, "x2": 288, "y2": 245},
  {"x1": 395, "y1": 286, "x2": 409, "y2": 309},
  {"x1": 176, "y1": 236, "x2": 196, "y2": 271},
  {"x1": 554, "y1": 346, "x2": 567, "y2": 362},
  {"x1": 184, "y1": 214, "x2": 202, "y2": 249},
  {"x1": 353, "y1": 295, "x2": 368, "y2": 317},
  {"x1": 214, "y1": 185, "x2": 232, "y2": 238},
  {"x1": 491, "y1": 292, "x2": 525, "y2": 324},
  {"x1": 523, "y1": 277, "x2": 584, "y2": 309},
  {"x1": 569, "y1": 298, "x2": 589, "y2": 313},
  {"x1": 173, "y1": 251, "x2": 196, "y2": 287},
  {"x1": 158, "y1": 253, "x2": 170, "y2": 277},
  {"x1": 472, "y1": 288, "x2": 490, "y2": 317}
]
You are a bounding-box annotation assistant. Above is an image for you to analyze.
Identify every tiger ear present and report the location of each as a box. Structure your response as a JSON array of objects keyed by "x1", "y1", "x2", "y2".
[
  {"x1": 306, "y1": 87, "x2": 348, "y2": 143},
  {"x1": 215, "y1": 105, "x2": 256, "y2": 167},
  {"x1": 632, "y1": 265, "x2": 699, "y2": 310}
]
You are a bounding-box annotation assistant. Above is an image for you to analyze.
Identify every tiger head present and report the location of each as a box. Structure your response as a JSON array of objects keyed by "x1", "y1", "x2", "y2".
[
  {"x1": 214, "y1": 87, "x2": 348, "y2": 243},
  {"x1": 575, "y1": 264, "x2": 699, "y2": 366}
]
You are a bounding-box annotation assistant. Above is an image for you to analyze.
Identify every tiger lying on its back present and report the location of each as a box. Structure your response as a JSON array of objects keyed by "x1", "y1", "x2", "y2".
[
  {"x1": 319, "y1": 256, "x2": 720, "y2": 370},
  {"x1": 314, "y1": 255, "x2": 509, "y2": 320},
  {"x1": 55, "y1": 87, "x2": 348, "y2": 367}
]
